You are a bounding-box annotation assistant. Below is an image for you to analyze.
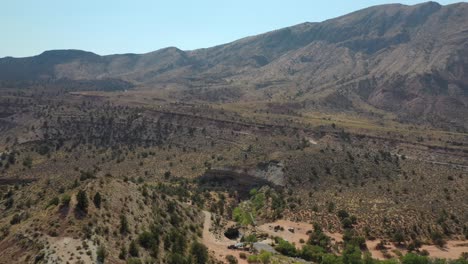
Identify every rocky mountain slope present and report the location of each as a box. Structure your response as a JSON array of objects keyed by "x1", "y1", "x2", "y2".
[{"x1": 1, "y1": 2, "x2": 467, "y2": 129}]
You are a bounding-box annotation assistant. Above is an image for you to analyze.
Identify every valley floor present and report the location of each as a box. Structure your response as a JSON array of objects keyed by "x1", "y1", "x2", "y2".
[{"x1": 204, "y1": 217, "x2": 468, "y2": 263}]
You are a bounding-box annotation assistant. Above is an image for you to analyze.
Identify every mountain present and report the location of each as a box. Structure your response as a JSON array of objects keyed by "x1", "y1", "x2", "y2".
[
  {"x1": 1, "y1": 3, "x2": 468, "y2": 263},
  {"x1": 1, "y1": 2, "x2": 467, "y2": 129}
]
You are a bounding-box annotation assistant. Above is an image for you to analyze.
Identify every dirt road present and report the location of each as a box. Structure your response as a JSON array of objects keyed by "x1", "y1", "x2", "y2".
[{"x1": 202, "y1": 211, "x2": 248, "y2": 264}]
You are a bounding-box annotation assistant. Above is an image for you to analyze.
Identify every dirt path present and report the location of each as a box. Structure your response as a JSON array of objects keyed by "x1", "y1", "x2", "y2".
[{"x1": 202, "y1": 211, "x2": 248, "y2": 264}]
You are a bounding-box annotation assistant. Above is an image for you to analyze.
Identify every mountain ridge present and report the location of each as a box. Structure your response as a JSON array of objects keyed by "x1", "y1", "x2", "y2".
[{"x1": 0, "y1": 1, "x2": 467, "y2": 130}]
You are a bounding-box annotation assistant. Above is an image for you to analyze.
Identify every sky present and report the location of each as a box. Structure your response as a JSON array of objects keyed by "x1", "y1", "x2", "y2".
[{"x1": 0, "y1": 0, "x2": 462, "y2": 58}]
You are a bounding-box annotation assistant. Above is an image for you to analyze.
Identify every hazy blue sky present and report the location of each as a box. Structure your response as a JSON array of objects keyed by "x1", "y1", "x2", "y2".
[{"x1": 1, "y1": 0, "x2": 462, "y2": 57}]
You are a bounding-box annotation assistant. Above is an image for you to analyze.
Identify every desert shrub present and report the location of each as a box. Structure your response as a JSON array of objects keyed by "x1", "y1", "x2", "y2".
[
  {"x1": 79, "y1": 170, "x2": 96, "y2": 181},
  {"x1": 239, "y1": 252, "x2": 247, "y2": 259},
  {"x1": 129, "y1": 240, "x2": 139, "y2": 257},
  {"x1": 233, "y1": 206, "x2": 253, "y2": 225},
  {"x1": 75, "y1": 190, "x2": 88, "y2": 213},
  {"x1": 93, "y1": 192, "x2": 101, "y2": 209},
  {"x1": 61, "y1": 194, "x2": 71, "y2": 207},
  {"x1": 167, "y1": 253, "x2": 187, "y2": 264},
  {"x1": 10, "y1": 214, "x2": 22, "y2": 225},
  {"x1": 48, "y1": 197, "x2": 60, "y2": 207},
  {"x1": 120, "y1": 215, "x2": 129, "y2": 234},
  {"x1": 431, "y1": 231, "x2": 446, "y2": 247},
  {"x1": 126, "y1": 258, "x2": 142, "y2": 264},
  {"x1": 308, "y1": 224, "x2": 331, "y2": 250},
  {"x1": 190, "y1": 241, "x2": 208, "y2": 264},
  {"x1": 338, "y1": 210, "x2": 350, "y2": 219},
  {"x1": 342, "y1": 217, "x2": 354, "y2": 229},
  {"x1": 322, "y1": 254, "x2": 342, "y2": 264},
  {"x1": 275, "y1": 238, "x2": 297, "y2": 257},
  {"x1": 226, "y1": 255, "x2": 238, "y2": 264},
  {"x1": 258, "y1": 251, "x2": 272, "y2": 263},
  {"x1": 119, "y1": 246, "x2": 127, "y2": 260},
  {"x1": 392, "y1": 231, "x2": 405, "y2": 244},
  {"x1": 5, "y1": 197, "x2": 14, "y2": 209},
  {"x1": 402, "y1": 253, "x2": 429, "y2": 264},
  {"x1": 242, "y1": 234, "x2": 258, "y2": 243},
  {"x1": 96, "y1": 245, "x2": 107, "y2": 264},
  {"x1": 342, "y1": 244, "x2": 362, "y2": 264},
  {"x1": 247, "y1": 255, "x2": 258, "y2": 263},
  {"x1": 138, "y1": 231, "x2": 156, "y2": 249},
  {"x1": 22, "y1": 156, "x2": 32, "y2": 168},
  {"x1": 301, "y1": 244, "x2": 325, "y2": 262}
]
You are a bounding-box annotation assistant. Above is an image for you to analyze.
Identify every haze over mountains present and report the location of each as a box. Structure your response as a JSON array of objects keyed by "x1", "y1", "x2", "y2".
[
  {"x1": 1, "y1": 1, "x2": 467, "y2": 130},
  {"x1": 1, "y1": 2, "x2": 468, "y2": 263}
]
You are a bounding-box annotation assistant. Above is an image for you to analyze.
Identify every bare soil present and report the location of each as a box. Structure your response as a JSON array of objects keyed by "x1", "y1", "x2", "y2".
[{"x1": 202, "y1": 211, "x2": 249, "y2": 264}]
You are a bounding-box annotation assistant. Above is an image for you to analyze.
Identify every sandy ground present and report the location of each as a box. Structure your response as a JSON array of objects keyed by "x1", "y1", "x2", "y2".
[
  {"x1": 257, "y1": 220, "x2": 468, "y2": 260},
  {"x1": 367, "y1": 239, "x2": 468, "y2": 260},
  {"x1": 202, "y1": 211, "x2": 248, "y2": 264},
  {"x1": 420, "y1": 241, "x2": 468, "y2": 259},
  {"x1": 204, "y1": 216, "x2": 468, "y2": 262},
  {"x1": 46, "y1": 236, "x2": 96, "y2": 264},
  {"x1": 257, "y1": 220, "x2": 311, "y2": 247}
]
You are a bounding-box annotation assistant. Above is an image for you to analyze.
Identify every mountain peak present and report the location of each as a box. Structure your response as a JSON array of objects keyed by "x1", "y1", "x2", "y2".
[{"x1": 38, "y1": 49, "x2": 99, "y2": 59}]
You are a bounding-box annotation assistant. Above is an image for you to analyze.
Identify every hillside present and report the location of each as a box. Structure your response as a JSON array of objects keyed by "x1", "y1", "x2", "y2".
[
  {"x1": 0, "y1": 2, "x2": 468, "y2": 264},
  {"x1": 1, "y1": 2, "x2": 468, "y2": 130}
]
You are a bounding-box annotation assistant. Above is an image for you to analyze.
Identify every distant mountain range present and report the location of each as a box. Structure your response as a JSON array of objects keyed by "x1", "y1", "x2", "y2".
[{"x1": 1, "y1": 1, "x2": 467, "y2": 129}]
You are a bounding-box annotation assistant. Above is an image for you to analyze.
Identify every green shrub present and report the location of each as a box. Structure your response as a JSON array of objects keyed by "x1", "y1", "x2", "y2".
[
  {"x1": 402, "y1": 253, "x2": 429, "y2": 264},
  {"x1": 337, "y1": 210, "x2": 350, "y2": 220},
  {"x1": 342, "y1": 244, "x2": 362, "y2": 264},
  {"x1": 138, "y1": 231, "x2": 156, "y2": 249},
  {"x1": 226, "y1": 255, "x2": 238, "y2": 264},
  {"x1": 301, "y1": 244, "x2": 325, "y2": 262},
  {"x1": 129, "y1": 240, "x2": 139, "y2": 257},
  {"x1": 48, "y1": 197, "x2": 60, "y2": 207},
  {"x1": 96, "y1": 245, "x2": 107, "y2": 263},
  {"x1": 275, "y1": 238, "x2": 297, "y2": 257},
  {"x1": 126, "y1": 258, "x2": 142, "y2": 264},
  {"x1": 61, "y1": 194, "x2": 71, "y2": 207},
  {"x1": 190, "y1": 241, "x2": 208, "y2": 264},
  {"x1": 258, "y1": 251, "x2": 272, "y2": 263},
  {"x1": 120, "y1": 215, "x2": 129, "y2": 234},
  {"x1": 75, "y1": 190, "x2": 88, "y2": 213},
  {"x1": 93, "y1": 192, "x2": 102, "y2": 209},
  {"x1": 119, "y1": 246, "x2": 127, "y2": 260}
]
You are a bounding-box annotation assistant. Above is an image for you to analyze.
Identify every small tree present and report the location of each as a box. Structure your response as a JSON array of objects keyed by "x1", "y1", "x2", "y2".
[
  {"x1": 93, "y1": 192, "x2": 102, "y2": 209},
  {"x1": 48, "y1": 197, "x2": 60, "y2": 207},
  {"x1": 337, "y1": 210, "x2": 349, "y2": 220},
  {"x1": 226, "y1": 255, "x2": 238, "y2": 264},
  {"x1": 342, "y1": 245, "x2": 361, "y2": 264},
  {"x1": 61, "y1": 194, "x2": 71, "y2": 207},
  {"x1": 76, "y1": 190, "x2": 88, "y2": 213},
  {"x1": 129, "y1": 240, "x2": 139, "y2": 257},
  {"x1": 118, "y1": 246, "x2": 127, "y2": 260},
  {"x1": 120, "y1": 215, "x2": 129, "y2": 235},
  {"x1": 138, "y1": 231, "x2": 155, "y2": 249},
  {"x1": 190, "y1": 242, "x2": 208, "y2": 264},
  {"x1": 393, "y1": 231, "x2": 405, "y2": 245},
  {"x1": 402, "y1": 253, "x2": 429, "y2": 264},
  {"x1": 96, "y1": 245, "x2": 107, "y2": 264},
  {"x1": 258, "y1": 251, "x2": 272, "y2": 263},
  {"x1": 430, "y1": 231, "x2": 446, "y2": 247}
]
